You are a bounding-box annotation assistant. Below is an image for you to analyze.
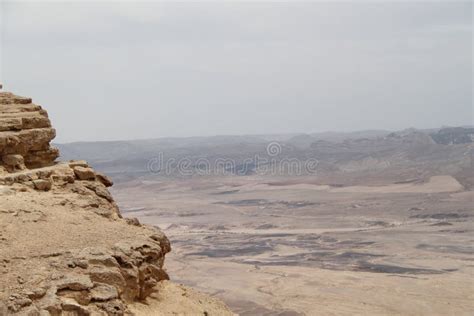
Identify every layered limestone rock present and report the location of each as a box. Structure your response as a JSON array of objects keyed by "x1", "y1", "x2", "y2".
[
  {"x1": 0, "y1": 90, "x2": 59, "y2": 174},
  {"x1": 0, "y1": 88, "x2": 233, "y2": 315}
]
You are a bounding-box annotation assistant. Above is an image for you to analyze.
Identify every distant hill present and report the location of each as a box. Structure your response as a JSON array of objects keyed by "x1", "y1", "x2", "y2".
[
  {"x1": 55, "y1": 127, "x2": 474, "y2": 188},
  {"x1": 430, "y1": 127, "x2": 474, "y2": 145}
]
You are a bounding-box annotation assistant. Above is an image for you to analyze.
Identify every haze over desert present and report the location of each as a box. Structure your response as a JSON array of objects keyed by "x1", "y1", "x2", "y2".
[{"x1": 1, "y1": 1, "x2": 472, "y2": 315}]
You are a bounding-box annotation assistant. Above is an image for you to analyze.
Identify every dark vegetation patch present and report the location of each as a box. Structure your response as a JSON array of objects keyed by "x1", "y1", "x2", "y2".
[
  {"x1": 336, "y1": 240, "x2": 375, "y2": 247},
  {"x1": 255, "y1": 224, "x2": 278, "y2": 230},
  {"x1": 217, "y1": 199, "x2": 269, "y2": 206},
  {"x1": 410, "y1": 213, "x2": 470, "y2": 220},
  {"x1": 417, "y1": 244, "x2": 474, "y2": 254},
  {"x1": 211, "y1": 189, "x2": 240, "y2": 195},
  {"x1": 228, "y1": 299, "x2": 305, "y2": 316},
  {"x1": 260, "y1": 233, "x2": 295, "y2": 238},
  {"x1": 231, "y1": 250, "x2": 385, "y2": 268},
  {"x1": 278, "y1": 201, "x2": 318, "y2": 208},
  {"x1": 236, "y1": 253, "x2": 443, "y2": 275},
  {"x1": 265, "y1": 181, "x2": 299, "y2": 186},
  {"x1": 332, "y1": 251, "x2": 385, "y2": 260},
  {"x1": 209, "y1": 225, "x2": 228, "y2": 231},
  {"x1": 179, "y1": 231, "x2": 448, "y2": 275},
  {"x1": 353, "y1": 262, "x2": 443, "y2": 274},
  {"x1": 225, "y1": 162, "x2": 257, "y2": 176},
  {"x1": 215, "y1": 199, "x2": 317, "y2": 208},
  {"x1": 394, "y1": 179, "x2": 420, "y2": 184},
  {"x1": 177, "y1": 211, "x2": 209, "y2": 217},
  {"x1": 442, "y1": 268, "x2": 459, "y2": 272},
  {"x1": 430, "y1": 222, "x2": 453, "y2": 226},
  {"x1": 188, "y1": 241, "x2": 274, "y2": 258},
  {"x1": 365, "y1": 221, "x2": 390, "y2": 227}
]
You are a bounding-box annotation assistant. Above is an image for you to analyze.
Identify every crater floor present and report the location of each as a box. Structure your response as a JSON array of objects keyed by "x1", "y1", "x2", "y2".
[{"x1": 114, "y1": 175, "x2": 474, "y2": 316}]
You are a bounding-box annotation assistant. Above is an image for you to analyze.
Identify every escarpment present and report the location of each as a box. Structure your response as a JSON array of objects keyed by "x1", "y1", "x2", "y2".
[{"x1": 0, "y1": 89, "x2": 232, "y2": 315}]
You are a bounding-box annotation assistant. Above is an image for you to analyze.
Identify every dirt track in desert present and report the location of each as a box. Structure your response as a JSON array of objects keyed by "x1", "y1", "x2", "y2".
[{"x1": 113, "y1": 174, "x2": 474, "y2": 315}]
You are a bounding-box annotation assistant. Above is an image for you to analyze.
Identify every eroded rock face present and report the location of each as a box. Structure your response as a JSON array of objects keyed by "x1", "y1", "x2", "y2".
[
  {"x1": 1, "y1": 200, "x2": 172, "y2": 315},
  {"x1": 0, "y1": 89, "x2": 172, "y2": 315},
  {"x1": 0, "y1": 91, "x2": 59, "y2": 173},
  {"x1": 0, "y1": 89, "x2": 233, "y2": 315}
]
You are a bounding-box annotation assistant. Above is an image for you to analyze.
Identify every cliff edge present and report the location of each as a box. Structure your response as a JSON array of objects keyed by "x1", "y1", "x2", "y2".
[{"x1": 0, "y1": 88, "x2": 232, "y2": 315}]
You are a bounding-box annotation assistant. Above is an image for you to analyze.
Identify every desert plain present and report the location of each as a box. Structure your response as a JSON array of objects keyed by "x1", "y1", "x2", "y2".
[
  {"x1": 56, "y1": 128, "x2": 474, "y2": 315},
  {"x1": 112, "y1": 174, "x2": 473, "y2": 315}
]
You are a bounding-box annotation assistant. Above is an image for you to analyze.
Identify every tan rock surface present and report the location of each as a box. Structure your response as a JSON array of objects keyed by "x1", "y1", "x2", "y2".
[
  {"x1": 0, "y1": 92, "x2": 58, "y2": 171},
  {"x1": 0, "y1": 89, "x2": 232, "y2": 315},
  {"x1": 129, "y1": 281, "x2": 234, "y2": 316}
]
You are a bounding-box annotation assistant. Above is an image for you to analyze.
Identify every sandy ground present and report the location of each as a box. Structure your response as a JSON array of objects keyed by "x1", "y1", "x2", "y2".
[
  {"x1": 0, "y1": 182, "x2": 233, "y2": 315},
  {"x1": 129, "y1": 281, "x2": 234, "y2": 316},
  {"x1": 113, "y1": 175, "x2": 474, "y2": 315}
]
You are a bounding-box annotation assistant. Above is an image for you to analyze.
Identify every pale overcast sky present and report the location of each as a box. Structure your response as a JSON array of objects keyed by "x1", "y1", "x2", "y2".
[{"x1": 0, "y1": 1, "x2": 472, "y2": 142}]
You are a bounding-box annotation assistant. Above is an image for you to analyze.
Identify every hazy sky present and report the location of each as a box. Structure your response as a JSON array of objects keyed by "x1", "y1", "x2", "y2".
[{"x1": 0, "y1": 1, "x2": 472, "y2": 142}]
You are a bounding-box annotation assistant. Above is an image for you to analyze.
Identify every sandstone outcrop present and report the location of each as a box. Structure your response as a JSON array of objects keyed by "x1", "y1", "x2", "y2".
[
  {"x1": 0, "y1": 91, "x2": 58, "y2": 173},
  {"x1": 0, "y1": 88, "x2": 233, "y2": 315}
]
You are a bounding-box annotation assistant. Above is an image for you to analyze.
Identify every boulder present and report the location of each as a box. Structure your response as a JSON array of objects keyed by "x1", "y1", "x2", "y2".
[
  {"x1": 96, "y1": 173, "x2": 113, "y2": 187},
  {"x1": 90, "y1": 284, "x2": 119, "y2": 301},
  {"x1": 56, "y1": 274, "x2": 94, "y2": 291},
  {"x1": 73, "y1": 167, "x2": 96, "y2": 181},
  {"x1": 69, "y1": 160, "x2": 89, "y2": 168},
  {"x1": 33, "y1": 179, "x2": 52, "y2": 191},
  {"x1": 83, "y1": 182, "x2": 114, "y2": 202}
]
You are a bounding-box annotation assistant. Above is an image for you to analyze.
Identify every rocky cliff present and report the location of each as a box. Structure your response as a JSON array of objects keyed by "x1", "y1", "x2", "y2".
[
  {"x1": 0, "y1": 88, "x2": 232, "y2": 315},
  {"x1": 0, "y1": 91, "x2": 58, "y2": 173}
]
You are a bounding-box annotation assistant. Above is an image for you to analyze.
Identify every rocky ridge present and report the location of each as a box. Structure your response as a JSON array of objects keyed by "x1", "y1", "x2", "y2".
[{"x1": 0, "y1": 89, "x2": 232, "y2": 315}]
